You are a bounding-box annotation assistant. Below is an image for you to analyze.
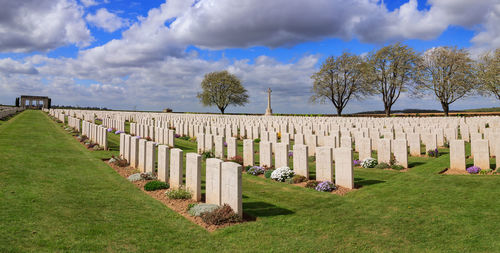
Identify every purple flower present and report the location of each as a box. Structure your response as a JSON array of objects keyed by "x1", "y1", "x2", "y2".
[
  {"x1": 135, "y1": 136, "x2": 141, "y2": 139},
  {"x1": 247, "y1": 166, "x2": 265, "y2": 175},
  {"x1": 315, "y1": 181, "x2": 336, "y2": 192},
  {"x1": 114, "y1": 130, "x2": 122, "y2": 135},
  {"x1": 288, "y1": 151, "x2": 293, "y2": 157},
  {"x1": 466, "y1": 166, "x2": 481, "y2": 174},
  {"x1": 107, "y1": 128, "x2": 113, "y2": 132},
  {"x1": 353, "y1": 159, "x2": 361, "y2": 166},
  {"x1": 224, "y1": 142, "x2": 227, "y2": 147},
  {"x1": 174, "y1": 134, "x2": 181, "y2": 138}
]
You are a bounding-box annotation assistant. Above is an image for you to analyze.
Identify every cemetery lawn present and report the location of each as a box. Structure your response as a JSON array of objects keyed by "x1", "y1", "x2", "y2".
[{"x1": 1, "y1": 110, "x2": 500, "y2": 252}]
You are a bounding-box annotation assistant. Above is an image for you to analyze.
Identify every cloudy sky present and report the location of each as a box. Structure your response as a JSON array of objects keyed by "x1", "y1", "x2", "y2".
[{"x1": 0, "y1": 0, "x2": 498, "y2": 113}]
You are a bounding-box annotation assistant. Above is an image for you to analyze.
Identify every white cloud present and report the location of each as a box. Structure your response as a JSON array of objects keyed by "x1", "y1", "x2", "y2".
[
  {"x1": 80, "y1": 0, "x2": 99, "y2": 7},
  {"x1": 0, "y1": 58, "x2": 38, "y2": 75},
  {"x1": 168, "y1": 0, "x2": 500, "y2": 51},
  {"x1": 86, "y1": 8, "x2": 128, "y2": 32},
  {"x1": 0, "y1": 0, "x2": 92, "y2": 53},
  {"x1": 469, "y1": 1, "x2": 500, "y2": 56}
]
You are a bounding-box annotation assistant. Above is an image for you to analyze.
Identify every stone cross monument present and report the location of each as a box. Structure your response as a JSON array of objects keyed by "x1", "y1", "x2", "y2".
[{"x1": 265, "y1": 88, "x2": 272, "y2": 116}]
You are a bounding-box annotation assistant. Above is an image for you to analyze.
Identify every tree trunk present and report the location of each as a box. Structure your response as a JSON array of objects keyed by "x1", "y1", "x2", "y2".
[
  {"x1": 219, "y1": 106, "x2": 225, "y2": 114},
  {"x1": 441, "y1": 102, "x2": 449, "y2": 116},
  {"x1": 336, "y1": 107, "x2": 342, "y2": 116},
  {"x1": 384, "y1": 104, "x2": 391, "y2": 117}
]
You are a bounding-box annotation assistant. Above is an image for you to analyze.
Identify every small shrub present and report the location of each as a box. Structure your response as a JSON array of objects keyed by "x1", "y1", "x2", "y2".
[
  {"x1": 443, "y1": 141, "x2": 450, "y2": 148},
  {"x1": 229, "y1": 155, "x2": 243, "y2": 164},
  {"x1": 353, "y1": 159, "x2": 361, "y2": 166},
  {"x1": 247, "y1": 166, "x2": 265, "y2": 176},
  {"x1": 113, "y1": 158, "x2": 129, "y2": 167},
  {"x1": 361, "y1": 158, "x2": 378, "y2": 168},
  {"x1": 179, "y1": 136, "x2": 190, "y2": 140},
  {"x1": 187, "y1": 203, "x2": 196, "y2": 211},
  {"x1": 244, "y1": 165, "x2": 252, "y2": 172},
  {"x1": 145, "y1": 137, "x2": 152, "y2": 141},
  {"x1": 288, "y1": 151, "x2": 293, "y2": 157},
  {"x1": 466, "y1": 166, "x2": 481, "y2": 174},
  {"x1": 315, "y1": 181, "x2": 336, "y2": 192},
  {"x1": 79, "y1": 135, "x2": 88, "y2": 142},
  {"x1": 291, "y1": 174, "x2": 307, "y2": 184},
  {"x1": 391, "y1": 165, "x2": 405, "y2": 171},
  {"x1": 202, "y1": 151, "x2": 215, "y2": 160},
  {"x1": 305, "y1": 180, "x2": 319, "y2": 189},
  {"x1": 427, "y1": 148, "x2": 439, "y2": 157},
  {"x1": 200, "y1": 204, "x2": 241, "y2": 225},
  {"x1": 144, "y1": 181, "x2": 169, "y2": 191},
  {"x1": 375, "y1": 162, "x2": 390, "y2": 169},
  {"x1": 264, "y1": 170, "x2": 274, "y2": 179},
  {"x1": 389, "y1": 154, "x2": 397, "y2": 166},
  {"x1": 270, "y1": 167, "x2": 295, "y2": 182},
  {"x1": 254, "y1": 138, "x2": 261, "y2": 143},
  {"x1": 165, "y1": 187, "x2": 192, "y2": 199},
  {"x1": 479, "y1": 169, "x2": 493, "y2": 175}
]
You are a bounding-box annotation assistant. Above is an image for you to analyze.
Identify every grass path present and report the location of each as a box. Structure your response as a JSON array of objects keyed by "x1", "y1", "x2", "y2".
[{"x1": 1, "y1": 110, "x2": 499, "y2": 252}]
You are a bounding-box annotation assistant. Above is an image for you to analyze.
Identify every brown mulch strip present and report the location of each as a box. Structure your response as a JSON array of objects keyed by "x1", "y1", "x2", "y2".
[
  {"x1": 440, "y1": 168, "x2": 498, "y2": 175},
  {"x1": 249, "y1": 172, "x2": 357, "y2": 196},
  {"x1": 105, "y1": 160, "x2": 254, "y2": 232},
  {"x1": 72, "y1": 135, "x2": 106, "y2": 151}
]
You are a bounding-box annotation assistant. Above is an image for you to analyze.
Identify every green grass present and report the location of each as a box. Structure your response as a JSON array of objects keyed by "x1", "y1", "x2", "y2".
[{"x1": 1, "y1": 110, "x2": 500, "y2": 252}]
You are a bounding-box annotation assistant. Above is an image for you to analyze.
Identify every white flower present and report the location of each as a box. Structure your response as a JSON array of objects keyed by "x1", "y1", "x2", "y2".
[
  {"x1": 361, "y1": 158, "x2": 378, "y2": 168},
  {"x1": 270, "y1": 167, "x2": 295, "y2": 182}
]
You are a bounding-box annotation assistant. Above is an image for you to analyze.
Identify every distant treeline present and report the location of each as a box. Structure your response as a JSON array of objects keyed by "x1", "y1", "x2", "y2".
[
  {"x1": 51, "y1": 105, "x2": 109, "y2": 110},
  {"x1": 354, "y1": 109, "x2": 442, "y2": 114}
]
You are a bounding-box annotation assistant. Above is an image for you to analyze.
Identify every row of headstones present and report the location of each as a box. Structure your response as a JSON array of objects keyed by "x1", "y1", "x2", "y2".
[
  {"x1": 449, "y1": 139, "x2": 500, "y2": 171},
  {"x1": 78, "y1": 108, "x2": 499, "y2": 148},
  {"x1": 48, "y1": 110, "x2": 66, "y2": 123},
  {"x1": 196, "y1": 135, "x2": 356, "y2": 189},
  {"x1": 67, "y1": 116, "x2": 81, "y2": 132},
  {"x1": 0, "y1": 107, "x2": 23, "y2": 119},
  {"x1": 194, "y1": 128, "x2": 432, "y2": 164},
  {"x1": 81, "y1": 120, "x2": 108, "y2": 149},
  {"x1": 255, "y1": 141, "x2": 355, "y2": 189},
  {"x1": 468, "y1": 130, "x2": 500, "y2": 156},
  {"x1": 119, "y1": 133, "x2": 242, "y2": 216},
  {"x1": 196, "y1": 133, "x2": 238, "y2": 159},
  {"x1": 129, "y1": 123, "x2": 175, "y2": 147},
  {"x1": 101, "y1": 118, "x2": 125, "y2": 132},
  {"x1": 51, "y1": 108, "x2": 499, "y2": 131}
]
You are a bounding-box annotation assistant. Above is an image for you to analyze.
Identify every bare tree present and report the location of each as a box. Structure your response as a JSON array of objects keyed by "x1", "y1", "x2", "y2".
[
  {"x1": 310, "y1": 52, "x2": 370, "y2": 116},
  {"x1": 415, "y1": 47, "x2": 476, "y2": 116},
  {"x1": 365, "y1": 43, "x2": 419, "y2": 116},
  {"x1": 197, "y1": 70, "x2": 249, "y2": 114},
  {"x1": 477, "y1": 48, "x2": 499, "y2": 100}
]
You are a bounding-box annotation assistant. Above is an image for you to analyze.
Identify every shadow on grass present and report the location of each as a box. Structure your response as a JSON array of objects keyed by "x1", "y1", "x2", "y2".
[
  {"x1": 409, "y1": 161, "x2": 425, "y2": 168},
  {"x1": 354, "y1": 177, "x2": 385, "y2": 188},
  {"x1": 243, "y1": 201, "x2": 295, "y2": 217}
]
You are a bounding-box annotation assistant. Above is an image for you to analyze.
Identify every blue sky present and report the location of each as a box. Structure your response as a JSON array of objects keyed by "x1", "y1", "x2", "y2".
[{"x1": 0, "y1": 0, "x2": 498, "y2": 113}]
